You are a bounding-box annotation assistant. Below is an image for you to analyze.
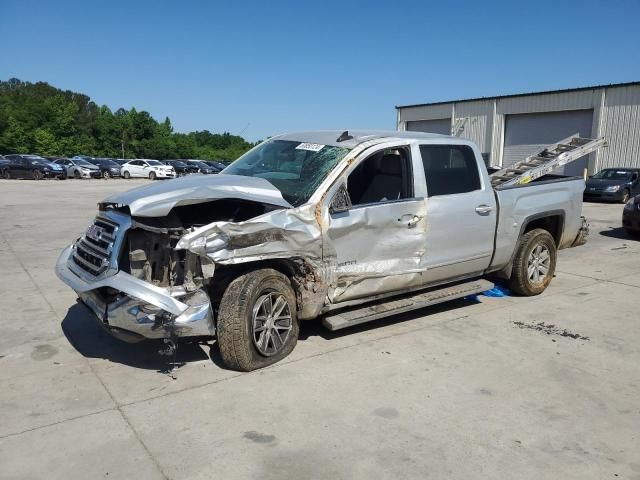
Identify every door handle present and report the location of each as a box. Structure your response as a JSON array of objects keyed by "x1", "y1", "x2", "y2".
[
  {"x1": 398, "y1": 214, "x2": 423, "y2": 228},
  {"x1": 475, "y1": 205, "x2": 493, "y2": 216}
]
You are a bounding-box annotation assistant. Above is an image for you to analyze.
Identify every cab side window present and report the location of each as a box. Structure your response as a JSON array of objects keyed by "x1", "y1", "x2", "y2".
[
  {"x1": 419, "y1": 145, "x2": 481, "y2": 197},
  {"x1": 347, "y1": 147, "x2": 413, "y2": 206}
]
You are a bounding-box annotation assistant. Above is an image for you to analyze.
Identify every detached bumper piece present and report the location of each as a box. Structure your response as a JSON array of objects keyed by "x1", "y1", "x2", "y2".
[
  {"x1": 571, "y1": 216, "x2": 589, "y2": 247},
  {"x1": 56, "y1": 244, "x2": 214, "y2": 342}
]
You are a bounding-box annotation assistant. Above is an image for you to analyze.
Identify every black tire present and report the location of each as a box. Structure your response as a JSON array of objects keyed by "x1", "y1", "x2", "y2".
[
  {"x1": 3, "y1": 170, "x2": 9, "y2": 180},
  {"x1": 73, "y1": 170, "x2": 81, "y2": 179},
  {"x1": 621, "y1": 189, "x2": 631, "y2": 204},
  {"x1": 57, "y1": 175, "x2": 66, "y2": 180},
  {"x1": 123, "y1": 170, "x2": 131, "y2": 179},
  {"x1": 217, "y1": 269, "x2": 299, "y2": 372},
  {"x1": 32, "y1": 169, "x2": 43, "y2": 180},
  {"x1": 625, "y1": 228, "x2": 640, "y2": 238},
  {"x1": 149, "y1": 171, "x2": 156, "y2": 180},
  {"x1": 103, "y1": 170, "x2": 111, "y2": 179},
  {"x1": 508, "y1": 228, "x2": 557, "y2": 296}
]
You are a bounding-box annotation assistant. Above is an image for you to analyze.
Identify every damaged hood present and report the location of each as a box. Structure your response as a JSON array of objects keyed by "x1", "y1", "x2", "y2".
[{"x1": 101, "y1": 174, "x2": 293, "y2": 217}]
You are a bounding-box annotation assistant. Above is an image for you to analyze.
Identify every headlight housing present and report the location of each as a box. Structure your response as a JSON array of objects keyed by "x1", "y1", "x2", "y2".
[{"x1": 605, "y1": 185, "x2": 621, "y2": 192}]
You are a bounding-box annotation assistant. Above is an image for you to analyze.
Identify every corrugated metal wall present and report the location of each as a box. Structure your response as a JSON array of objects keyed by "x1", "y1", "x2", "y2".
[
  {"x1": 397, "y1": 84, "x2": 640, "y2": 172},
  {"x1": 453, "y1": 100, "x2": 493, "y2": 154},
  {"x1": 596, "y1": 86, "x2": 640, "y2": 171}
]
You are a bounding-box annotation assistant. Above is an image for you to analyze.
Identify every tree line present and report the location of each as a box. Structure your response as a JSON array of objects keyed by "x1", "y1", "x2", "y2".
[{"x1": 0, "y1": 78, "x2": 256, "y2": 161}]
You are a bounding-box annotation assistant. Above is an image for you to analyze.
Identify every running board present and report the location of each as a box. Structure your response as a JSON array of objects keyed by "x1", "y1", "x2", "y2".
[{"x1": 321, "y1": 279, "x2": 494, "y2": 331}]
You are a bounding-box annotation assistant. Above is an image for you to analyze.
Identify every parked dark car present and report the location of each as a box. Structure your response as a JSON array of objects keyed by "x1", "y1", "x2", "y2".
[
  {"x1": 584, "y1": 168, "x2": 640, "y2": 203},
  {"x1": 3, "y1": 154, "x2": 66, "y2": 180},
  {"x1": 0, "y1": 155, "x2": 10, "y2": 176},
  {"x1": 184, "y1": 159, "x2": 218, "y2": 174},
  {"x1": 162, "y1": 160, "x2": 198, "y2": 176},
  {"x1": 622, "y1": 194, "x2": 640, "y2": 237},
  {"x1": 113, "y1": 159, "x2": 129, "y2": 166},
  {"x1": 202, "y1": 160, "x2": 227, "y2": 172},
  {"x1": 88, "y1": 158, "x2": 122, "y2": 178}
]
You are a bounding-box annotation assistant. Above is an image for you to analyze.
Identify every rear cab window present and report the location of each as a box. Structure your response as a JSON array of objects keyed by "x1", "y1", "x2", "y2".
[{"x1": 419, "y1": 145, "x2": 481, "y2": 197}]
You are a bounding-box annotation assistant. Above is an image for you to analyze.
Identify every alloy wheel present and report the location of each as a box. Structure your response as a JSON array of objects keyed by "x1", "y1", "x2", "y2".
[
  {"x1": 527, "y1": 244, "x2": 550, "y2": 285},
  {"x1": 251, "y1": 292, "x2": 293, "y2": 356}
]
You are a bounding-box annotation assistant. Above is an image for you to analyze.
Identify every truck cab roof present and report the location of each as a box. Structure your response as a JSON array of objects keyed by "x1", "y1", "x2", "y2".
[{"x1": 274, "y1": 130, "x2": 452, "y2": 149}]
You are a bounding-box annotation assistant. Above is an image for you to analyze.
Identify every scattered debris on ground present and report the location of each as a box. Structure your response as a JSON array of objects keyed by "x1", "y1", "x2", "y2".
[{"x1": 513, "y1": 321, "x2": 590, "y2": 340}]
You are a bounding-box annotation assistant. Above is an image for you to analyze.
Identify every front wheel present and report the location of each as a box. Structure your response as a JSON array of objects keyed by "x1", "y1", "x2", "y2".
[
  {"x1": 103, "y1": 170, "x2": 111, "y2": 179},
  {"x1": 73, "y1": 170, "x2": 81, "y2": 179},
  {"x1": 32, "y1": 169, "x2": 43, "y2": 180},
  {"x1": 149, "y1": 171, "x2": 156, "y2": 180},
  {"x1": 123, "y1": 170, "x2": 131, "y2": 179},
  {"x1": 217, "y1": 269, "x2": 299, "y2": 371},
  {"x1": 621, "y1": 189, "x2": 631, "y2": 204},
  {"x1": 508, "y1": 228, "x2": 557, "y2": 296}
]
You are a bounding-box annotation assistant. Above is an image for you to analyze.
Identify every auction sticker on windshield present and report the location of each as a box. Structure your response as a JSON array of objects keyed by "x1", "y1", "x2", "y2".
[{"x1": 296, "y1": 143, "x2": 324, "y2": 152}]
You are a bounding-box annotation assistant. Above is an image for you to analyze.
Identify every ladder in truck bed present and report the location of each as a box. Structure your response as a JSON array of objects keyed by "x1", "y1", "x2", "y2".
[{"x1": 490, "y1": 135, "x2": 607, "y2": 188}]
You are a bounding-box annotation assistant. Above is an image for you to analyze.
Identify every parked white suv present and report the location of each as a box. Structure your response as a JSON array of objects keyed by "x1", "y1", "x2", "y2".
[{"x1": 121, "y1": 159, "x2": 175, "y2": 180}]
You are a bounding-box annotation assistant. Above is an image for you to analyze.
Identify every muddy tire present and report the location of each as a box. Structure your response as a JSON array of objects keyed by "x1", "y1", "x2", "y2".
[
  {"x1": 621, "y1": 189, "x2": 631, "y2": 204},
  {"x1": 217, "y1": 269, "x2": 299, "y2": 372},
  {"x1": 508, "y1": 228, "x2": 557, "y2": 296}
]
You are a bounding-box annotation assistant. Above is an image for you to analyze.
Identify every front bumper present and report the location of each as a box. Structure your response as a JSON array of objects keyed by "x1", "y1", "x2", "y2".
[
  {"x1": 78, "y1": 170, "x2": 102, "y2": 178},
  {"x1": 583, "y1": 190, "x2": 623, "y2": 202},
  {"x1": 56, "y1": 245, "x2": 214, "y2": 340},
  {"x1": 154, "y1": 170, "x2": 175, "y2": 179}
]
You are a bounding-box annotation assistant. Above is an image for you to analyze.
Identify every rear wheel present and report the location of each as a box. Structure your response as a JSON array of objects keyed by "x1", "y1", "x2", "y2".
[
  {"x1": 103, "y1": 170, "x2": 111, "y2": 179},
  {"x1": 32, "y1": 169, "x2": 43, "y2": 180},
  {"x1": 3, "y1": 170, "x2": 10, "y2": 179},
  {"x1": 508, "y1": 228, "x2": 557, "y2": 296},
  {"x1": 621, "y1": 189, "x2": 631, "y2": 204},
  {"x1": 123, "y1": 170, "x2": 130, "y2": 179},
  {"x1": 217, "y1": 269, "x2": 299, "y2": 371},
  {"x1": 149, "y1": 171, "x2": 156, "y2": 180}
]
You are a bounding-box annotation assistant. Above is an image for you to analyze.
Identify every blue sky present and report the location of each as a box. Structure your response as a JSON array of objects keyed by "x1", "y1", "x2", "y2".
[{"x1": 1, "y1": 0, "x2": 639, "y2": 141}]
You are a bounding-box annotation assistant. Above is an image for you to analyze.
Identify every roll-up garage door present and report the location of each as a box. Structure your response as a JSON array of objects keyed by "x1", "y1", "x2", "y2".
[
  {"x1": 502, "y1": 109, "x2": 593, "y2": 176},
  {"x1": 406, "y1": 118, "x2": 451, "y2": 135}
]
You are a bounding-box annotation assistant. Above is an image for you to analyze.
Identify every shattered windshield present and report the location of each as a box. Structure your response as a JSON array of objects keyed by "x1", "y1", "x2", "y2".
[{"x1": 224, "y1": 139, "x2": 350, "y2": 206}]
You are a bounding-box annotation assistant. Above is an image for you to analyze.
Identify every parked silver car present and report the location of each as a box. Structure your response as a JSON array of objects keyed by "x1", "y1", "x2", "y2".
[
  {"x1": 56, "y1": 130, "x2": 590, "y2": 371},
  {"x1": 55, "y1": 157, "x2": 102, "y2": 179}
]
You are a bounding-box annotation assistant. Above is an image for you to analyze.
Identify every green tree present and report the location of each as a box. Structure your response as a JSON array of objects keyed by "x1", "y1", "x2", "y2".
[{"x1": 0, "y1": 78, "x2": 255, "y2": 160}]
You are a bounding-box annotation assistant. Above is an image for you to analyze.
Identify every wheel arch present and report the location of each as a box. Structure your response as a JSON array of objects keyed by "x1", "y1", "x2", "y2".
[
  {"x1": 521, "y1": 210, "x2": 565, "y2": 247},
  {"x1": 209, "y1": 257, "x2": 325, "y2": 321},
  {"x1": 493, "y1": 210, "x2": 564, "y2": 280}
]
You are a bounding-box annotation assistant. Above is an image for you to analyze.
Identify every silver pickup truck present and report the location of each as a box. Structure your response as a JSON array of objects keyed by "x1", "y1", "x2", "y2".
[{"x1": 56, "y1": 130, "x2": 589, "y2": 371}]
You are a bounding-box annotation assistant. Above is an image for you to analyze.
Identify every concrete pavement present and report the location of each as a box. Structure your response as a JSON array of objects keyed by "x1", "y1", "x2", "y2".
[{"x1": 0, "y1": 178, "x2": 638, "y2": 479}]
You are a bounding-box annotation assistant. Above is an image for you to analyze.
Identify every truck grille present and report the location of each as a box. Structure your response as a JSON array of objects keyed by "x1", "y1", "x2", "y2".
[{"x1": 71, "y1": 217, "x2": 119, "y2": 276}]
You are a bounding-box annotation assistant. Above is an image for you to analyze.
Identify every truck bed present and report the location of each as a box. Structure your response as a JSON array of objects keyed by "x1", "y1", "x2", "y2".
[{"x1": 489, "y1": 175, "x2": 585, "y2": 271}]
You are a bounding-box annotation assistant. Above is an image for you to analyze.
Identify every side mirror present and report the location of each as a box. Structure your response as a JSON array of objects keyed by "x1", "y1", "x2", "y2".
[{"x1": 329, "y1": 183, "x2": 352, "y2": 214}]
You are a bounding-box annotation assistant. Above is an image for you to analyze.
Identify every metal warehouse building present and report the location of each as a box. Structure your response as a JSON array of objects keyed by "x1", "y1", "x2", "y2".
[{"x1": 396, "y1": 82, "x2": 640, "y2": 176}]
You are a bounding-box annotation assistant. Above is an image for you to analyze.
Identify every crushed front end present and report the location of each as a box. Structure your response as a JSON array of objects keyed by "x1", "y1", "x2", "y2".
[{"x1": 55, "y1": 210, "x2": 214, "y2": 342}]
